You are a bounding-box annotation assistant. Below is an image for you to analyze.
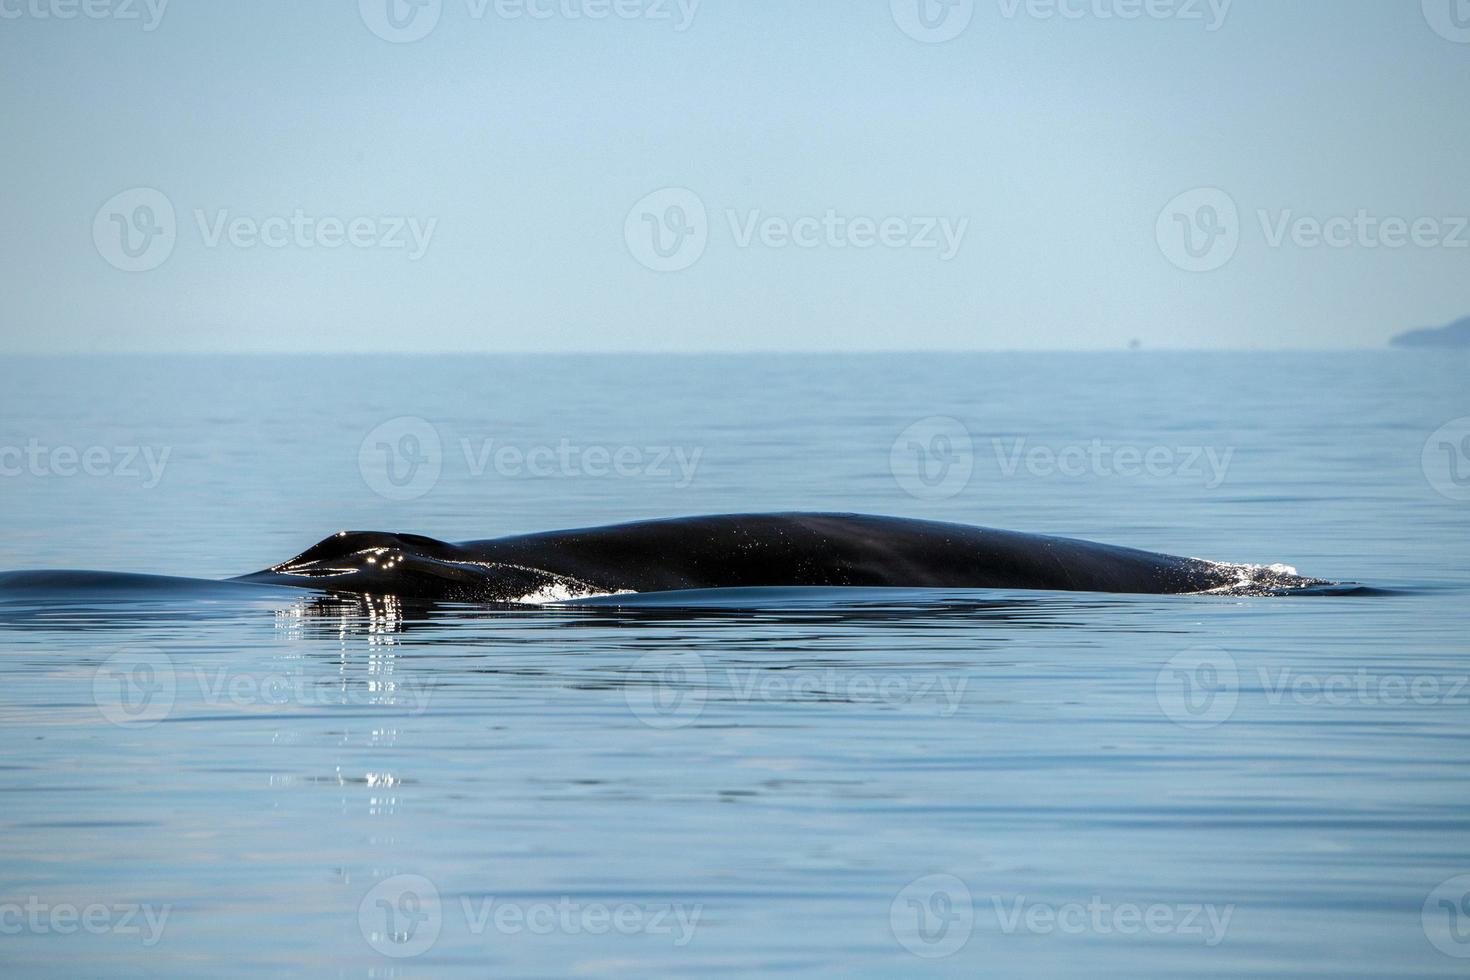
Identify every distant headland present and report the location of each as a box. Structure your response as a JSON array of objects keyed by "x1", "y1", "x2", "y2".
[{"x1": 1391, "y1": 315, "x2": 1470, "y2": 348}]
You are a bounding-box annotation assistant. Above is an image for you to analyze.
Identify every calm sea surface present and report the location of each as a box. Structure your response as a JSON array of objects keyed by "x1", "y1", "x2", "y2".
[{"x1": 1, "y1": 352, "x2": 1467, "y2": 977}]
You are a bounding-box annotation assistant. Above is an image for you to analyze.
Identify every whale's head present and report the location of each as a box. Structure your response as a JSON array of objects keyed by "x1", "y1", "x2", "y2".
[{"x1": 234, "y1": 531, "x2": 605, "y2": 603}]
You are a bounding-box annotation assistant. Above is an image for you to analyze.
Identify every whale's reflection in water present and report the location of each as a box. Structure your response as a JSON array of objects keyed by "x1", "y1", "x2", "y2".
[
  {"x1": 300, "y1": 586, "x2": 1122, "y2": 621},
  {"x1": 251, "y1": 587, "x2": 1200, "y2": 735}
]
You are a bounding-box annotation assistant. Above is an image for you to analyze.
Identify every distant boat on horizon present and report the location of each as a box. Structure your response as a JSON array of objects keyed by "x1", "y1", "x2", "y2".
[{"x1": 1391, "y1": 315, "x2": 1470, "y2": 348}]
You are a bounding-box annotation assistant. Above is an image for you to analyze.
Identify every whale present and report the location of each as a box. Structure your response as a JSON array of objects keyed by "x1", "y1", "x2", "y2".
[{"x1": 228, "y1": 513, "x2": 1326, "y2": 600}]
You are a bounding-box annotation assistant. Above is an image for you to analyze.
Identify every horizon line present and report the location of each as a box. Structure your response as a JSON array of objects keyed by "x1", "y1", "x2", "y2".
[{"x1": 0, "y1": 345, "x2": 1433, "y2": 356}]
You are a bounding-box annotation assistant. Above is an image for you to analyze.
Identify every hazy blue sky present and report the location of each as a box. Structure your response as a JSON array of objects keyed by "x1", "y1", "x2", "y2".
[{"x1": 2, "y1": 0, "x2": 1467, "y2": 351}]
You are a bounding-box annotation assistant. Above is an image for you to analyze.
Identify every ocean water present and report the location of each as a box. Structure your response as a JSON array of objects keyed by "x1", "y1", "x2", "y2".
[{"x1": 0, "y1": 351, "x2": 1467, "y2": 978}]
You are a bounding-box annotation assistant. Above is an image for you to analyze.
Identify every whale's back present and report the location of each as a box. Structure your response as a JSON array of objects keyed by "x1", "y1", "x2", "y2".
[{"x1": 231, "y1": 514, "x2": 1329, "y2": 600}]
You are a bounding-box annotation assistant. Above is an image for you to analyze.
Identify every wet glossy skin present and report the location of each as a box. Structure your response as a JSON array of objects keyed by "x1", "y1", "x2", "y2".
[{"x1": 231, "y1": 513, "x2": 1320, "y2": 600}]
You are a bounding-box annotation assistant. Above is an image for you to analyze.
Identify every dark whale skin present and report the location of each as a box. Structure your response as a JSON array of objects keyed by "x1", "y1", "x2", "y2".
[{"x1": 231, "y1": 513, "x2": 1319, "y2": 600}]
